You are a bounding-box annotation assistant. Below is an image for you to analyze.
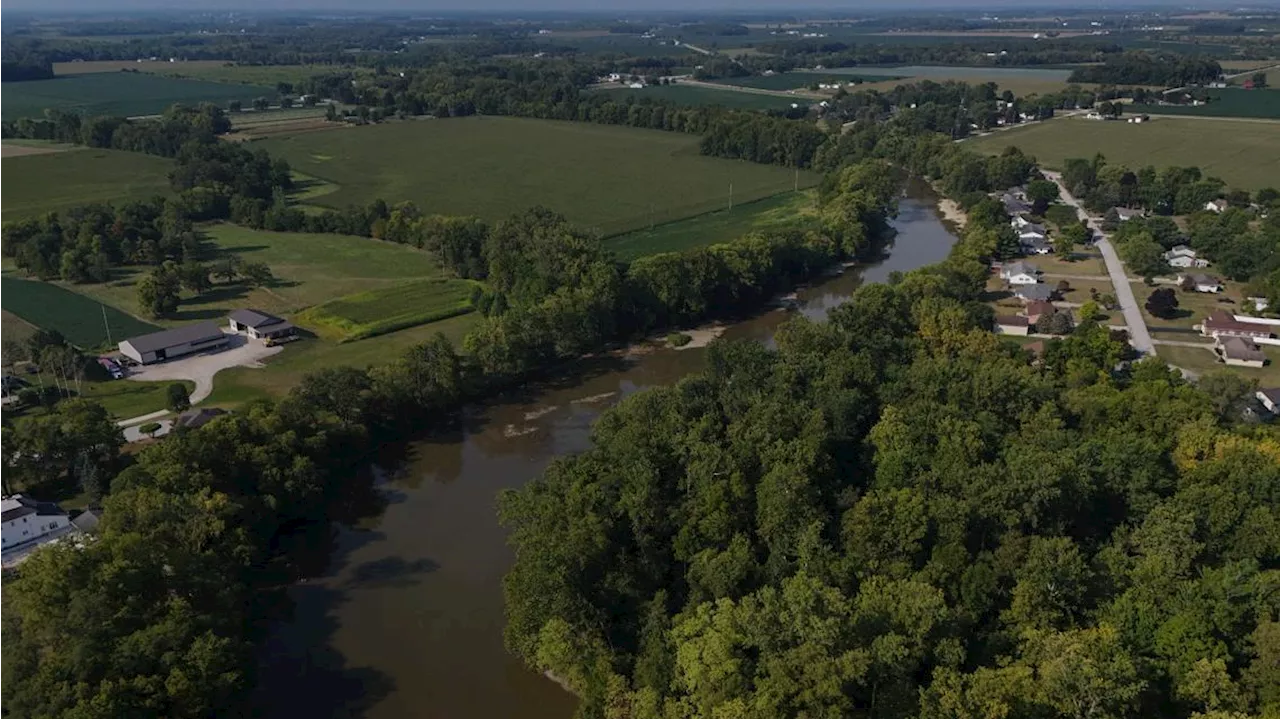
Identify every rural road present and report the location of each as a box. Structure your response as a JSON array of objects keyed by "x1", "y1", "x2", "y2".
[{"x1": 1043, "y1": 170, "x2": 1157, "y2": 356}]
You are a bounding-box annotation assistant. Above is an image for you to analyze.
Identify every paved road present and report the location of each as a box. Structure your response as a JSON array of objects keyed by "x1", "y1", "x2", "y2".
[
  {"x1": 116, "y1": 409, "x2": 170, "y2": 428},
  {"x1": 1042, "y1": 170, "x2": 1157, "y2": 356}
]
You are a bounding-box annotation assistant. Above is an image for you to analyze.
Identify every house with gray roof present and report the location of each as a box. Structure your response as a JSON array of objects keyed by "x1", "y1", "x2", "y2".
[
  {"x1": 119, "y1": 322, "x2": 229, "y2": 365},
  {"x1": 2, "y1": 495, "x2": 73, "y2": 557},
  {"x1": 1014, "y1": 284, "x2": 1056, "y2": 303},
  {"x1": 227, "y1": 309, "x2": 295, "y2": 342}
]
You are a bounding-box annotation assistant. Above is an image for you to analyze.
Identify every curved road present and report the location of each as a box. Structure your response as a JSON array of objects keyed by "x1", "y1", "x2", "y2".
[{"x1": 1042, "y1": 170, "x2": 1157, "y2": 356}]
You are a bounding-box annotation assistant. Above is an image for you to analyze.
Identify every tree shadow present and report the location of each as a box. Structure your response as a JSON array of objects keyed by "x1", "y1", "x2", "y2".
[{"x1": 341, "y1": 556, "x2": 440, "y2": 590}]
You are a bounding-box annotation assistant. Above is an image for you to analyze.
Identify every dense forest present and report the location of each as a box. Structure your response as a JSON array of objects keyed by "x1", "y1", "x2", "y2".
[
  {"x1": 501, "y1": 188, "x2": 1280, "y2": 719},
  {"x1": 1068, "y1": 52, "x2": 1222, "y2": 86}
]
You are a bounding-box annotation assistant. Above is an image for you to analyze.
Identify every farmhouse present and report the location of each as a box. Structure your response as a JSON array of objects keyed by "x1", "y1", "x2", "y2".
[
  {"x1": 994, "y1": 315, "x2": 1030, "y2": 336},
  {"x1": 1022, "y1": 236, "x2": 1053, "y2": 255},
  {"x1": 1001, "y1": 261, "x2": 1041, "y2": 286},
  {"x1": 2, "y1": 495, "x2": 72, "y2": 556},
  {"x1": 1001, "y1": 193, "x2": 1031, "y2": 216},
  {"x1": 1164, "y1": 245, "x2": 1209, "y2": 269},
  {"x1": 228, "y1": 309, "x2": 295, "y2": 342},
  {"x1": 1180, "y1": 273, "x2": 1224, "y2": 294},
  {"x1": 1200, "y1": 310, "x2": 1274, "y2": 340},
  {"x1": 1218, "y1": 337, "x2": 1267, "y2": 368},
  {"x1": 1204, "y1": 199, "x2": 1230, "y2": 213},
  {"x1": 118, "y1": 322, "x2": 229, "y2": 365}
]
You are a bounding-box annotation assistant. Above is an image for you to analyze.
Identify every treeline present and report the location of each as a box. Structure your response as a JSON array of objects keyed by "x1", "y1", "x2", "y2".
[
  {"x1": 1, "y1": 104, "x2": 291, "y2": 283},
  {"x1": 500, "y1": 184, "x2": 1280, "y2": 718},
  {"x1": 0, "y1": 59, "x2": 54, "y2": 82},
  {"x1": 1069, "y1": 51, "x2": 1222, "y2": 86},
  {"x1": 747, "y1": 37, "x2": 1121, "y2": 72}
]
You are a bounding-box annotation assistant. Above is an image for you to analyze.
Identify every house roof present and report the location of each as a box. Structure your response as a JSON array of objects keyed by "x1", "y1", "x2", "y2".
[
  {"x1": 1018, "y1": 223, "x2": 1047, "y2": 235},
  {"x1": 1114, "y1": 207, "x2": 1143, "y2": 218},
  {"x1": 121, "y1": 322, "x2": 226, "y2": 354},
  {"x1": 1259, "y1": 388, "x2": 1280, "y2": 405},
  {"x1": 228, "y1": 308, "x2": 286, "y2": 329},
  {"x1": 71, "y1": 509, "x2": 102, "y2": 532},
  {"x1": 1185, "y1": 273, "x2": 1221, "y2": 286},
  {"x1": 1005, "y1": 261, "x2": 1040, "y2": 275},
  {"x1": 1, "y1": 494, "x2": 66, "y2": 523},
  {"x1": 1024, "y1": 340, "x2": 1046, "y2": 358},
  {"x1": 1025, "y1": 300, "x2": 1055, "y2": 317},
  {"x1": 176, "y1": 407, "x2": 228, "y2": 429},
  {"x1": 1221, "y1": 337, "x2": 1267, "y2": 362},
  {"x1": 1015, "y1": 285, "x2": 1055, "y2": 302},
  {"x1": 996, "y1": 315, "x2": 1030, "y2": 327},
  {"x1": 1204, "y1": 310, "x2": 1272, "y2": 336}
]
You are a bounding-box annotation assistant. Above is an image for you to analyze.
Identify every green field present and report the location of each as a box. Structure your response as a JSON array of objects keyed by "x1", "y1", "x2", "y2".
[
  {"x1": 296, "y1": 278, "x2": 475, "y2": 342},
  {"x1": 1, "y1": 72, "x2": 277, "y2": 121},
  {"x1": 260, "y1": 116, "x2": 817, "y2": 235},
  {"x1": 605, "y1": 191, "x2": 819, "y2": 260},
  {"x1": 967, "y1": 116, "x2": 1280, "y2": 191},
  {"x1": 1130, "y1": 88, "x2": 1280, "y2": 119},
  {"x1": 597, "y1": 84, "x2": 801, "y2": 110},
  {"x1": 147, "y1": 63, "x2": 369, "y2": 88},
  {"x1": 1, "y1": 275, "x2": 159, "y2": 349},
  {"x1": 66, "y1": 224, "x2": 456, "y2": 326},
  {"x1": 1, "y1": 148, "x2": 173, "y2": 219}
]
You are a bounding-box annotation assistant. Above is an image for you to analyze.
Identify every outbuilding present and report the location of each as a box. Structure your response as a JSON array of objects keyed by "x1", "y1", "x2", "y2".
[
  {"x1": 118, "y1": 322, "x2": 229, "y2": 365},
  {"x1": 227, "y1": 309, "x2": 295, "y2": 342}
]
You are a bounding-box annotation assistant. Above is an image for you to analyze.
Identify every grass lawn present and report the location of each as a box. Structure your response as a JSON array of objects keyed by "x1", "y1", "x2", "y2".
[
  {"x1": 205, "y1": 311, "x2": 481, "y2": 407},
  {"x1": 1, "y1": 275, "x2": 160, "y2": 350},
  {"x1": 1032, "y1": 252, "x2": 1108, "y2": 277},
  {"x1": 81, "y1": 378, "x2": 195, "y2": 419},
  {"x1": 68, "y1": 224, "x2": 456, "y2": 327},
  {"x1": 967, "y1": 116, "x2": 1280, "y2": 191},
  {"x1": 1131, "y1": 280, "x2": 1245, "y2": 334},
  {"x1": 259, "y1": 116, "x2": 817, "y2": 235},
  {"x1": 1, "y1": 148, "x2": 173, "y2": 219},
  {"x1": 1, "y1": 72, "x2": 276, "y2": 121},
  {"x1": 1057, "y1": 279, "x2": 1117, "y2": 304},
  {"x1": 604, "y1": 190, "x2": 819, "y2": 260},
  {"x1": 1159, "y1": 343, "x2": 1280, "y2": 387}
]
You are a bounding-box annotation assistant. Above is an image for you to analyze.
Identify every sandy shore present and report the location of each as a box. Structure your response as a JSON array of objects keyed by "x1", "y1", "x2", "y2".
[
  {"x1": 673, "y1": 324, "x2": 728, "y2": 350},
  {"x1": 937, "y1": 197, "x2": 968, "y2": 228}
]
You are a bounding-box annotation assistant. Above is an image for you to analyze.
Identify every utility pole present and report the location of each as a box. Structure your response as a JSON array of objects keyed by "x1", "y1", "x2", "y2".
[
  {"x1": 729, "y1": 182, "x2": 734, "y2": 211},
  {"x1": 101, "y1": 304, "x2": 112, "y2": 347},
  {"x1": 794, "y1": 167, "x2": 799, "y2": 192}
]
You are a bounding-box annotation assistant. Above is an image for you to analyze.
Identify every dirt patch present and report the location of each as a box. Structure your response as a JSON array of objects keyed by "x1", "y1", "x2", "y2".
[
  {"x1": 2, "y1": 143, "x2": 74, "y2": 158},
  {"x1": 937, "y1": 198, "x2": 968, "y2": 229}
]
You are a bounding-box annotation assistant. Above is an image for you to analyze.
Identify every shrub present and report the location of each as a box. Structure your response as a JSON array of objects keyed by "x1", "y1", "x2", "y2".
[{"x1": 668, "y1": 332, "x2": 693, "y2": 347}]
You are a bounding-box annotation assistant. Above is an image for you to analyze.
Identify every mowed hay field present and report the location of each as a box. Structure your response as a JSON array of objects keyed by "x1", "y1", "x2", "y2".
[
  {"x1": 2, "y1": 147, "x2": 173, "y2": 219},
  {"x1": 1, "y1": 275, "x2": 159, "y2": 349},
  {"x1": 66, "y1": 224, "x2": 460, "y2": 327},
  {"x1": 296, "y1": 278, "x2": 475, "y2": 342},
  {"x1": 605, "y1": 190, "x2": 820, "y2": 260},
  {"x1": 260, "y1": 117, "x2": 818, "y2": 235},
  {"x1": 967, "y1": 117, "x2": 1280, "y2": 191},
  {"x1": 1, "y1": 72, "x2": 276, "y2": 121}
]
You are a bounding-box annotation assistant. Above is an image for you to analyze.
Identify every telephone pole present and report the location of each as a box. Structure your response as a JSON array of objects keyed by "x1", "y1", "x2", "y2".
[{"x1": 101, "y1": 304, "x2": 112, "y2": 346}]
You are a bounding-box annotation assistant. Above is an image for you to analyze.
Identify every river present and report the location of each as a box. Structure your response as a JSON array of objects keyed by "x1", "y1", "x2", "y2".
[{"x1": 256, "y1": 183, "x2": 958, "y2": 719}]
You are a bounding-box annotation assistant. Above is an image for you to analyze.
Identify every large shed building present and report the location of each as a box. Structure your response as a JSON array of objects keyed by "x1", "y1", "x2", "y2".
[{"x1": 118, "y1": 322, "x2": 229, "y2": 365}]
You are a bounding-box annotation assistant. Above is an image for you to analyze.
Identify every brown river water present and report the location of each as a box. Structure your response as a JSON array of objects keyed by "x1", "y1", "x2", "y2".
[{"x1": 256, "y1": 183, "x2": 958, "y2": 719}]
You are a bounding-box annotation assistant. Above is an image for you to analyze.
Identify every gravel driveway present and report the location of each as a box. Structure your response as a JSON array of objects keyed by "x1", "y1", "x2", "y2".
[{"x1": 126, "y1": 330, "x2": 283, "y2": 404}]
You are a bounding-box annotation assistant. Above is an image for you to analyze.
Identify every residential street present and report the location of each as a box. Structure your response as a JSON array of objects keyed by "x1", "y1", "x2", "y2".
[{"x1": 1042, "y1": 170, "x2": 1157, "y2": 356}]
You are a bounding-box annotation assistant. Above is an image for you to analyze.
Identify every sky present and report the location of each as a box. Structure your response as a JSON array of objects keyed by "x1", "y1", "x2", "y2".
[{"x1": 5, "y1": 0, "x2": 1267, "y2": 12}]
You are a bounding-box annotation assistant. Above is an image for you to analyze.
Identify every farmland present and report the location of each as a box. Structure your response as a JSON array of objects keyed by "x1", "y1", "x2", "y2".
[
  {"x1": 593, "y1": 84, "x2": 800, "y2": 110},
  {"x1": 807, "y1": 64, "x2": 1081, "y2": 97},
  {"x1": 1, "y1": 72, "x2": 276, "y2": 121},
  {"x1": 605, "y1": 190, "x2": 819, "y2": 260},
  {"x1": 296, "y1": 278, "x2": 476, "y2": 342},
  {"x1": 967, "y1": 116, "x2": 1280, "y2": 191},
  {"x1": 52, "y1": 59, "x2": 231, "y2": 76},
  {"x1": 713, "y1": 73, "x2": 898, "y2": 91},
  {"x1": 1, "y1": 147, "x2": 173, "y2": 219},
  {"x1": 1129, "y1": 88, "x2": 1280, "y2": 120},
  {"x1": 66, "y1": 224, "x2": 456, "y2": 326},
  {"x1": 260, "y1": 116, "x2": 817, "y2": 235},
  {"x1": 1, "y1": 275, "x2": 159, "y2": 349}
]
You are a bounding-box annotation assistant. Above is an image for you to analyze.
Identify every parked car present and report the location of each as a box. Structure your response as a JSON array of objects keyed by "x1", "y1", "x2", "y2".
[{"x1": 97, "y1": 357, "x2": 124, "y2": 380}]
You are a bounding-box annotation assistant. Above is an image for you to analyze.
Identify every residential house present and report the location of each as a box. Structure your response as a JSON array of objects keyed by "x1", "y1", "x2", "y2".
[
  {"x1": 1204, "y1": 199, "x2": 1230, "y2": 213},
  {"x1": 1011, "y1": 214, "x2": 1033, "y2": 229},
  {"x1": 1218, "y1": 336, "x2": 1267, "y2": 368},
  {"x1": 1014, "y1": 284, "x2": 1056, "y2": 303},
  {"x1": 1001, "y1": 193, "x2": 1031, "y2": 216},
  {"x1": 1016, "y1": 223, "x2": 1048, "y2": 245},
  {"x1": 1000, "y1": 261, "x2": 1041, "y2": 286},
  {"x1": 1164, "y1": 245, "x2": 1209, "y2": 269},
  {"x1": 1200, "y1": 310, "x2": 1274, "y2": 340},
  {"x1": 119, "y1": 322, "x2": 229, "y2": 365},
  {"x1": 1180, "y1": 273, "x2": 1224, "y2": 293},
  {"x1": 228, "y1": 309, "x2": 295, "y2": 342},
  {"x1": 1022, "y1": 236, "x2": 1054, "y2": 255},
  {"x1": 2, "y1": 495, "x2": 73, "y2": 555},
  {"x1": 1113, "y1": 207, "x2": 1145, "y2": 222},
  {"x1": 71, "y1": 509, "x2": 102, "y2": 533},
  {"x1": 1258, "y1": 388, "x2": 1280, "y2": 414},
  {"x1": 1024, "y1": 300, "x2": 1055, "y2": 325},
  {"x1": 995, "y1": 315, "x2": 1030, "y2": 336}
]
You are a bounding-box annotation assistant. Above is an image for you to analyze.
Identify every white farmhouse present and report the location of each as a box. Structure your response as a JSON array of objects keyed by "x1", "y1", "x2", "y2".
[
  {"x1": 1163, "y1": 245, "x2": 1210, "y2": 269},
  {"x1": 2, "y1": 495, "x2": 73, "y2": 556}
]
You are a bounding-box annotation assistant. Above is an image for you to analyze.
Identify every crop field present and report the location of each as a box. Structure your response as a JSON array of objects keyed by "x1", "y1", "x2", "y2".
[
  {"x1": 1, "y1": 275, "x2": 159, "y2": 349},
  {"x1": 806, "y1": 65, "x2": 1082, "y2": 97},
  {"x1": 260, "y1": 116, "x2": 818, "y2": 235},
  {"x1": 714, "y1": 73, "x2": 898, "y2": 91},
  {"x1": 967, "y1": 116, "x2": 1280, "y2": 191},
  {"x1": 295, "y1": 278, "x2": 476, "y2": 342},
  {"x1": 147, "y1": 63, "x2": 370, "y2": 87},
  {"x1": 68, "y1": 224, "x2": 455, "y2": 326},
  {"x1": 605, "y1": 190, "x2": 819, "y2": 260},
  {"x1": 1, "y1": 72, "x2": 277, "y2": 121},
  {"x1": 2, "y1": 148, "x2": 173, "y2": 219},
  {"x1": 595, "y1": 84, "x2": 800, "y2": 110},
  {"x1": 1130, "y1": 88, "x2": 1280, "y2": 119}
]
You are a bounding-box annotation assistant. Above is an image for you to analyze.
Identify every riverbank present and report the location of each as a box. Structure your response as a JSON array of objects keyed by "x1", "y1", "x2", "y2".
[{"x1": 937, "y1": 197, "x2": 968, "y2": 228}]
